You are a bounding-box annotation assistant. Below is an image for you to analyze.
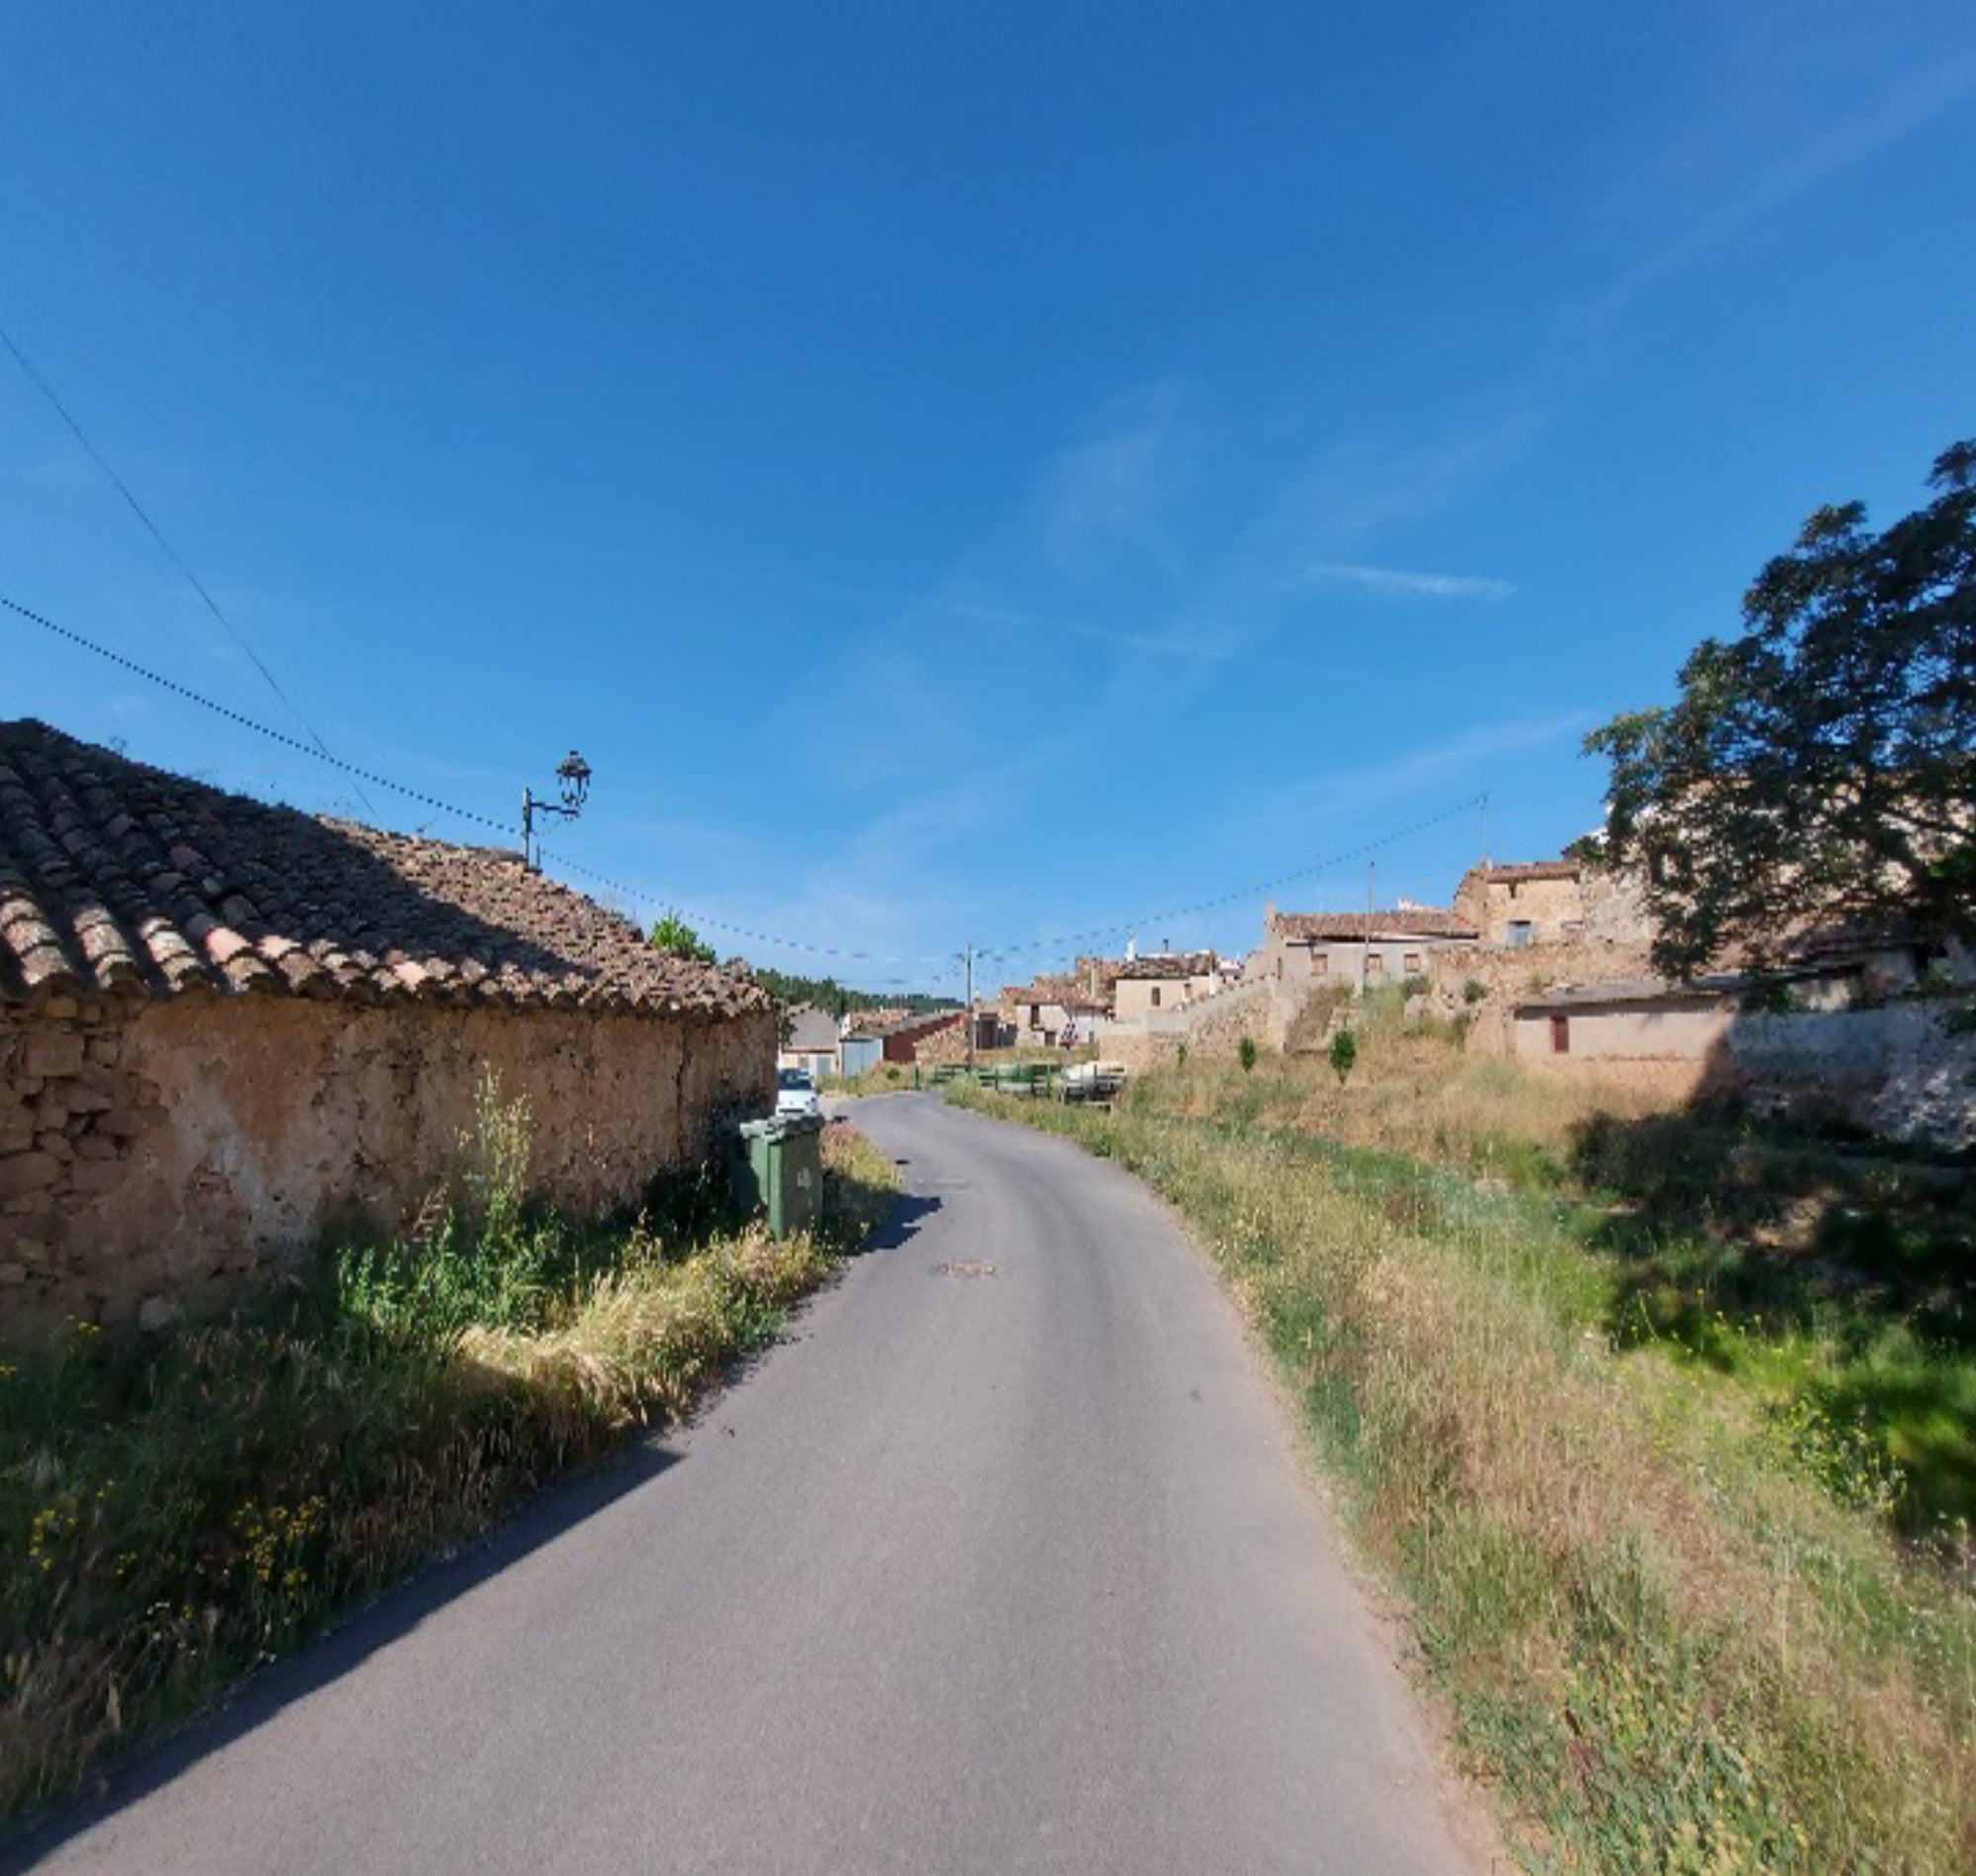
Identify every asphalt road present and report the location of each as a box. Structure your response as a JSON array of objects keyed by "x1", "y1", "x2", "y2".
[{"x1": 17, "y1": 1094, "x2": 1483, "y2": 1876}]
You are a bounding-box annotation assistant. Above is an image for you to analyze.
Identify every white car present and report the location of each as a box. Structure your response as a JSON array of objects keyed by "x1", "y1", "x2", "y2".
[{"x1": 776, "y1": 1067, "x2": 823, "y2": 1120}]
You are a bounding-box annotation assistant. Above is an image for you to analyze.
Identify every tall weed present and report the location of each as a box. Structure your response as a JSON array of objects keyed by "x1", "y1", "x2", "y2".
[
  {"x1": 0, "y1": 1107, "x2": 899, "y2": 1831},
  {"x1": 951, "y1": 1082, "x2": 1976, "y2": 1873}
]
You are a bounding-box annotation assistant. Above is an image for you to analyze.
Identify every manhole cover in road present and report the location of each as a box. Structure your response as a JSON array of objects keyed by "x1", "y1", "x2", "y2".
[{"x1": 935, "y1": 1260, "x2": 996, "y2": 1278}]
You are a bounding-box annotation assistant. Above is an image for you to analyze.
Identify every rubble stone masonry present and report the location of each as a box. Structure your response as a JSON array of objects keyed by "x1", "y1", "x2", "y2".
[{"x1": 0, "y1": 993, "x2": 774, "y2": 1330}]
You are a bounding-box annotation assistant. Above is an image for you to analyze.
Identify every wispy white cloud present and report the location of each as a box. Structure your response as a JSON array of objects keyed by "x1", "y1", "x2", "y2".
[
  {"x1": 1032, "y1": 381, "x2": 1199, "y2": 578},
  {"x1": 1305, "y1": 562, "x2": 1515, "y2": 602},
  {"x1": 1258, "y1": 709, "x2": 1594, "y2": 836}
]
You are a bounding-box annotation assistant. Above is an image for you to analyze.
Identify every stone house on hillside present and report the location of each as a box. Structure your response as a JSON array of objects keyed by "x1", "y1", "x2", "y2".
[
  {"x1": 0, "y1": 720, "x2": 774, "y2": 1328},
  {"x1": 1000, "y1": 975, "x2": 1113, "y2": 1046},
  {"x1": 1452, "y1": 857, "x2": 1652, "y2": 949},
  {"x1": 1111, "y1": 950, "x2": 1220, "y2": 1022},
  {"x1": 1253, "y1": 905, "x2": 1477, "y2": 990}
]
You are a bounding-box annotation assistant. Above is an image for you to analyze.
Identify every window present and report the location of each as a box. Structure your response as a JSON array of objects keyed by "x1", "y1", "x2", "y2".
[
  {"x1": 1507, "y1": 921, "x2": 1533, "y2": 949},
  {"x1": 1550, "y1": 1013, "x2": 1570, "y2": 1054},
  {"x1": 1313, "y1": 953, "x2": 1329, "y2": 977},
  {"x1": 1150, "y1": 986, "x2": 1162, "y2": 1008},
  {"x1": 1404, "y1": 952, "x2": 1422, "y2": 973},
  {"x1": 1365, "y1": 953, "x2": 1385, "y2": 980}
]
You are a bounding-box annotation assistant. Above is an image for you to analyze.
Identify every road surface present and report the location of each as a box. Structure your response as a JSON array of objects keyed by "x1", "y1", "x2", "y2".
[{"x1": 15, "y1": 1094, "x2": 1483, "y2": 1876}]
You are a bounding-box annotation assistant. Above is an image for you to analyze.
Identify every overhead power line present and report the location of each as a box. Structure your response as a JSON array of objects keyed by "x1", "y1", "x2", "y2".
[
  {"x1": 0, "y1": 321, "x2": 377, "y2": 816},
  {"x1": 972, "y1": 794, "x2": 1489, "y2": 962},
  {"x1": 3, "y1": 588, "x2": 938, "y2": 963},
  {"x1": 535, "y1": 844, "x2": 954, "y2": 964},
  {"x1": 8, "y1": 588, "x2": 1494, "y2": 977},
  {"x1": 3, "y1": 590, "x2": 509, "y2": 835}
]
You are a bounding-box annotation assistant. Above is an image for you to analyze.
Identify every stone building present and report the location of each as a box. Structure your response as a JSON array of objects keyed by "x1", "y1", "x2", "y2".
[
  {"x1": 1452, "y1": 856, "x2": 1652, "y2": 949},
  {"x1": 1111, "y1": 950, "x2": 1220, "y2": 1022},
  {"x1": 0, "y1": 720, "x2": 774, "y2": 1329},
  {"x1": 1252, "y1": 905, "x2": 1477, "y2": 989}
]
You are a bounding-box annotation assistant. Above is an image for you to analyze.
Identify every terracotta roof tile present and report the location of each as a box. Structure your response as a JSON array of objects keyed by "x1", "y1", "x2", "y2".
[
  {"x1": 1114, "y1": 949, "x2": 1217, "y2": 980},
  {"x1": 1274, "y1": 909, "x2": 1478, "y2": 941},
  {"x1": 0, "y1": 720, "x2": 768, "y2": 1020},
  {"x1": 1477, "y1": 860, "x2": 1581, "y2": 884}
]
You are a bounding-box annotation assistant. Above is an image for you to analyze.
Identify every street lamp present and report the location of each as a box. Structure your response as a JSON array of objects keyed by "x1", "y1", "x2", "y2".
[{"x1": 522, "y1": 750, "x2": 592, "y2": 868}]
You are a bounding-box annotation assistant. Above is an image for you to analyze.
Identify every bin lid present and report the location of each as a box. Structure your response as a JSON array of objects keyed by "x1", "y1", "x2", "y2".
[{"x1": 739, "y1": 1112, "x2": 825, "y2": 1141}]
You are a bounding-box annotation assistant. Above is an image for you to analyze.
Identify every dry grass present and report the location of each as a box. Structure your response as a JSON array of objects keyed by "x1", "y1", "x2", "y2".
[
  {"x1": 0, "y1": 1111, "x2": 901, "y2": 1833},
  {"x1": 950, "y1": 1076, "x2": 1976, "y2": 1872}
]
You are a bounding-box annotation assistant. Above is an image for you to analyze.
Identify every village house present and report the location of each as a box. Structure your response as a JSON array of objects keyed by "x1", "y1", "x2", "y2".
[
  {"x1": 1110, "y1": 950, "x2": 1220, "y2": 1022},
  {"x1": 1451, "y1": 856, "x2": 1652, "y2": 949},
  {"x1": 0, "y1": 720, "x2": 775, "y2": 1328},
  {"x1": 778, "y1": 1004, "x2": 841, "y2": 1082},
  {"x1": 999, "y1": 976, "x2": 1110, "y2": 1047},
  {"x1": 1510, "y1": 923, "x2": 1975, "y2": 1148},
  {"x1": 838, "y1": 1007, "x2": 965, "y2": 1074},
  {"x1": 1252, "y1": 904, "x2": 1477, "y2": 989}
]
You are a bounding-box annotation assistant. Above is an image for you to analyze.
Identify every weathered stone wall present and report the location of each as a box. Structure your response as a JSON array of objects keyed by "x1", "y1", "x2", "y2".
[
  {"x1": 1452, "y1": 866, "x2": 1652, "y2": 947},
  {"x1": 1720, "y1": 999, "x2": 1976, "y2": 1151},
  {"x1": 1427, "y1": 936, "x2": 1657, "y2": 1054},
  {"x1": 1, "y1": 994, "x2": 774, "y2": 1330}
]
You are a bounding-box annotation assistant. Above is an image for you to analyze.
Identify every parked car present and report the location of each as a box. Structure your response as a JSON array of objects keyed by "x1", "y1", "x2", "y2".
[{"x1": 776, "y1": 1066, "x2": 823, "y2": 1120}]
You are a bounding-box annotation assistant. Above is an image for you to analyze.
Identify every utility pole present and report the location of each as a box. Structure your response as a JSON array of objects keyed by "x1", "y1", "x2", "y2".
[
  {"x1": 1360, "y1": 860, "x2": 1375, "y2": 997},
  {"x1": 964, "y1": 942, "x2": 976, "y2": 1072}
]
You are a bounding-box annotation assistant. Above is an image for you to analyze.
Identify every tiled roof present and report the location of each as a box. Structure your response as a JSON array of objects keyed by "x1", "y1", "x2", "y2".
[
  {"x1": 1274, "y1": 909, "x2": 1477, "y2": 941},
  {"x1": 848, "y1": 1009, "x2": 963, "y2": 1040},
  {"x1": 1513, "y1": 973, "x2": 1746, "y2": 1011},
  {"x1": 1477, "y1": 860, "x2": 1580, "y2": 885},
  {"x1": 842, "y1": 1006, "x2": 912, "y2": 1036},
  {"x1": 0, "y1": 720, "x2": 768, "y2": 1018},
  {"x1": 1115, "y1": 949, "x2": 1216, "y2": 980}
]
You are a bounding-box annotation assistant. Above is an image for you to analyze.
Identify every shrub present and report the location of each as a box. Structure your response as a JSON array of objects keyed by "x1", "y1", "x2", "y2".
[
  {"x1": 1463, "y1": 978, "x2": 1489, "y2": 1006},
  {"x1": 1329, "y1": 1028, "x2": 1358, "y2": 1087},
  {"x1": 1238, "y1": 1035, "x2": 1258, "y2": 1073},
  {"x1": 649, "y1": 911, "x2": 716, "y2": 963}
]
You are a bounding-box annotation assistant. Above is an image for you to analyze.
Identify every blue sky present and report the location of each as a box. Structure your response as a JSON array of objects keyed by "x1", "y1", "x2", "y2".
[{"x1": 5, "y1": 4, "x2": 1973, "y2": 997}]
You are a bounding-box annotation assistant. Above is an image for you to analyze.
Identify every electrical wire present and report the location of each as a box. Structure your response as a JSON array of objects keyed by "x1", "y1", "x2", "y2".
[
  {"x1": 9, "y1": 588, "x2": 1493, "y2": 978},
  {"x1": 3, "y1": 590, "x2": 509, "y2": 835},
  {"x1": 4, "y1": 587, "x2": 940, "y2": 962},
  {"x1": 972, "y1": 794, "x2": 1489, "y2": 962},
  {"x1": 0, "y1": 321, "x2": 378, "y2": 816}
]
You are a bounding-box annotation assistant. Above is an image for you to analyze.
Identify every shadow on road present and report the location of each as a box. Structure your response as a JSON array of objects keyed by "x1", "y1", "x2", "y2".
[
  {"x1": 1, "y1": 1438, "x2": 680, "y2": 1873},
  {"x1": 862, "y1": 1191, "x2": 942, "y2": 1252},
  {"x1": 7, "y1": 1187, "x2": 949, "y2": 1869}
]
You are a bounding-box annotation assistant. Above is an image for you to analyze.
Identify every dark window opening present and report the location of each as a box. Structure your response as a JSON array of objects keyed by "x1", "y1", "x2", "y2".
[{"x1": 1550, "y1": 1013, "x2": 1570, "y2": 1054}]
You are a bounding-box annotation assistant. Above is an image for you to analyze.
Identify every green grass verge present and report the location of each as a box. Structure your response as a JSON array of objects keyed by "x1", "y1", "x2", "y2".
[
  {"x1": 0, "y1": 1110, "x2": 900, "y2": 1831},
  {"x1": 947, "y1": 1080, "x2": 1976, "y2": 1874}
]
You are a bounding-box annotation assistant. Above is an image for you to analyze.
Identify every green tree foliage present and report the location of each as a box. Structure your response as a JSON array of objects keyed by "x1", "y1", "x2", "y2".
[
  {"x1": 649, "y1": 912, "x2": 716, "y2": 964},
  {"x1": 1587, "y1": 441, "x2": 1975, "y2": 978},
  {"x1": 749, "y1": 965, "x2": 957, "y2": 1022},
  {"x1": 1328, "y1": 1027, "x2": 1357, "y2": 1087}
]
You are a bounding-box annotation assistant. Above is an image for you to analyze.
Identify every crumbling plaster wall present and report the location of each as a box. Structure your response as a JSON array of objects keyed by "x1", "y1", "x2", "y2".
[
  {"x1": 1723, "y1": 999, "x2": 1976, "y2": 1151},
  {"x1": 1, "y1": 993, "x2": 774, "y2": 1329}
]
